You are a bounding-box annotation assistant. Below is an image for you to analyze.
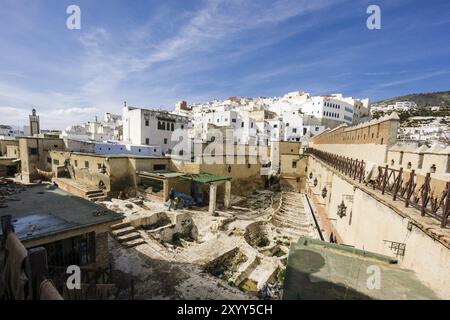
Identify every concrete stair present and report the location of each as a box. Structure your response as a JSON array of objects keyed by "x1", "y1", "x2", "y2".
[
  {"x1": 110, "y1": 222, "x2": 145, "y2": 248},
  {"x1": 270, "y1": 192, "x2": 317, "y2": 239},
  {"x1": 86, "y1": 189, "x2": 107, "y2": 202}
]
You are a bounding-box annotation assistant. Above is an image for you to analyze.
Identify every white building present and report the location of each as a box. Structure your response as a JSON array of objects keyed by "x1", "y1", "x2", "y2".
[
  {"x1": 122, "y1": 106, "x2": 190, "y2": 154},
  {"x1": 0, "y1": 125, "x2": 15, "y2": 138},
  {"x1": 61, "y1": 112, "x2": 122, "y2": 142}
]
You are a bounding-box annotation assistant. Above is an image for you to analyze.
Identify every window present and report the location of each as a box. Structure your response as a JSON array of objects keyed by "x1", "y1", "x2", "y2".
[
  {"x1": 145, "y1": 120, "x2": 149, "y2": 126},
  {"x1": 47, "y1": 157, "x2": 51, "y2": 164},
  {"x1": 251, "y1": 123, "x2": 253, "y2": 128},
  {"x1": 247, "y1": 163, "x2": 251, "y2": 169},
  {"x1": 54, "y1": 144, "x2": 58, "y2": 148},
  {"x1": 286, "y1": 123, "x2": 289, "y2": 127},
  {"x1": 164, "y1": 138, "x2": 168, "y2": 144},
  {"x1": 53, "y1": 159, "x2": 60, "y2": 165},
  {"x1": 231, "y1": 119, "x2": 236, "y2": 123},
  {"x1": 273, "y1": 124, "x2": 278, "y2": 128},
  {"x1": 179, "y1": 150, "x2": 184, "y2": 156},
  {"x1": 407, "y1": 162, "x2": 412, "y2": 169},
  {"x1": 292, "y1": 161, "x2": 297, "y2": 169},
  {"x1": 154, "y1": 164, "x2": 166, "y2": 171},
  {"x1": 241, "y1": 122, "x2": 244, "y2": 128},
  {"x1": 145, "y1": 138, "x2": 150, "y2": 145},
  {"x1": 74, "y1": 160, "x2": 78, "y2": 167},
  {"x1": 292, "y1": 128, "x2": 297, "y2": 133},
  {"x1": 181, "y1": 124, "x2": 184, "y2": 129},
  {"x1": 29, "y1": 148, "x2": 37, "y2": 155},
  {"x1": 85, "y1": 161, "x2": 89, "y2": 168},
  {"x1": 97, "y1": 163, "x2": 102, "y2": 169}
]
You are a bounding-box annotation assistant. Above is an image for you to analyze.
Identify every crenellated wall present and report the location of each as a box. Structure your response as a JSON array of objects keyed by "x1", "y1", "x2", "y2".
[{"x1": 309, "y1": 113, "x2": 400, "y2": 164}]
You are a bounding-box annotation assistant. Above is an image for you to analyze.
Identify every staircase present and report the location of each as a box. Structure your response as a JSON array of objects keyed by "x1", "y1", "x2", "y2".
[
  {"x1": 271, "y1": 192, "x2": 317, "y2": 239},
  {"x1": 110, "y1": 221, "x2": 146, "y2": 248},
  {"x1": 53, "y1": 178, "x2": 107, "y2": 202},
  {"x1": 86, "y1": 189, "x2": 107, "y2": 202}
]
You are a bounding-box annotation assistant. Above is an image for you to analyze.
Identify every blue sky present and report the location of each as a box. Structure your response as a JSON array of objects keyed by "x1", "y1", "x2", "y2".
[{"x1": 1, "y1": 0, "x2": 450, "y2": 129}]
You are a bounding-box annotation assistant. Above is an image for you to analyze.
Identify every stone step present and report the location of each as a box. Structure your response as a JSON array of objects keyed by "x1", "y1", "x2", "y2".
[
  {"x1": 86, "y1": 189, "x2": 104, "y2": 195},
  {"x1": 111, "y1": 221, "x2": 131, "y2": 230},
  {"x1": 89, "y1": 196, "x2": 107, "y2": 202},
  {"x1": 123, "y1": 238, "x2": 146, "y2": 248},
  {"x1": 111, "y1": 226, "x2": 136, "y2": 237},
  {"x1": 117, "y1": 232, "x2": 141, "y2": 242}
]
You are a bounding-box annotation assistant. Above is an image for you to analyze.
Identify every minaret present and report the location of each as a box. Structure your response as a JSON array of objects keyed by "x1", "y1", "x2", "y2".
[{"x1": 29, "y1": 108, "x2": 40, "y2": 136}]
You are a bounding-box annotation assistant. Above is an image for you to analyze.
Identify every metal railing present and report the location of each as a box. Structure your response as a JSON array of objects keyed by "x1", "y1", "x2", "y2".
[{"x1": 305, "y1": 148, "x2": 450, "y2": 228}]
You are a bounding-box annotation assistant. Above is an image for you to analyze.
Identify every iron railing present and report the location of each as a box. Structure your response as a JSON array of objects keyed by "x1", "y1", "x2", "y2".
[{"x1": 305, "y1": 148, "x2": 450, "y2": 228}]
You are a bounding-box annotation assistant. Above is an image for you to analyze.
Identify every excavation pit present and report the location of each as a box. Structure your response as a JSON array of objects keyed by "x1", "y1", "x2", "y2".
[{"x1": 205, "y1": 248, "x2": 248, "y2": 282}]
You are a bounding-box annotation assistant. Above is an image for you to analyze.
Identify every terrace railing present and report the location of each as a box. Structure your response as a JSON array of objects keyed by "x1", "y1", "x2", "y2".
[{"x1": 305, "y1": 148, "x2": 450, "y2": 228}]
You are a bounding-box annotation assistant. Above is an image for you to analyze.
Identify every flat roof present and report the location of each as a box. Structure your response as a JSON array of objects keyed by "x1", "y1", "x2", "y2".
[
  {"x1": 181, "y1": 173, "x2": 231, "y2": 184},
  {"x1": 0, "y1": 184, "x2": 123, "y2": 242},
  {"x1": 282, "y1": 237, "x2": 439, "y2": 300},
  {"x1": 49, "y1": 150, "x2": 170, "y2": 160},
  {"x1": 137, "y1": 170, "x2": 186, "y2": 179}
]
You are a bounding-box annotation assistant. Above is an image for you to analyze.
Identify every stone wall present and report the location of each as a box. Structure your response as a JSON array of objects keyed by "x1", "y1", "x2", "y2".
[
  {"x1": 310, "y1": 113, "x2": 399, "y2": 146},
  {"x1": 307, "y1": 155, "x2": 450, "y2": 299}
]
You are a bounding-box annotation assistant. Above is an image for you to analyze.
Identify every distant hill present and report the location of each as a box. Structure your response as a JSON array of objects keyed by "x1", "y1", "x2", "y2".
[{"x1": 373, "y1": 90, "x2": 450, "y2": 108}]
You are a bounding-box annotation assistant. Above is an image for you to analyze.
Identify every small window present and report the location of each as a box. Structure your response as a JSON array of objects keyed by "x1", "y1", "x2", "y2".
[
  {"x1": 227, "y1": 165, "x2": 232, "y2": 173},
  {"x1": 181, "y1": 124, "x2": 184, "y2": 129},
  {"x1": 231, "y1": 119, "x2": 236, "y2": 123},
  {"x1": 97, "y1": 163, "x2": 102, "y2": 169},
  {"x1": 138, "y1": 149, "x2": 141, "y2": 152},
  {"x1": 53, "y1": 159, "x2": 59, "y2": 165},
  {"x1": 154, "y1": 164, "x2": 166, "y2": 171},
  {"x1": 85, "y1": 161, "x2": 89, "y2": 168},
  {"x1": 171, "y1": 123, "x2": 174, "y2": 131},
  {"x1": 47, "y1": 157, "x2": 51, "y2": 164},
  {"x1": 241, "y1": 122, "x2": 244, "y2": 128},
  {"x1": 292, "y1": 128, "x2": 297, "y2": 133},
  {"x1": 74, "y1": 160, "x2": 78, "y2": 167},
  {"x1": 164, "y1": 138, "x2": 168, "y2": 144},
  {"x1": 247, "y1": 163, "x2": 251, "y2": 169},
  {"x1": 145, "y1": 120, "x2": 149, "y2": 126},
  {"x1": 179, "y1": 150, "x2": 184, "y2": 156},
  {"x1": 407, "y1": 162, "x2": 412, "y2": 169},
  {"x1": 29, "y1": 148, "x2": 37, "y2": 155},
  {"x1": 292, "y1": 161, "x2": 297, "y2": 169},
  {"x1": 273, "y1": 124, "x2": 278, "y2": 128},
  {"x1": 54, "y1": 144, "x2": 58, "y2": 148},
  {"x1": 145, "y1": 138, "x2": 150, "y2": 145}
]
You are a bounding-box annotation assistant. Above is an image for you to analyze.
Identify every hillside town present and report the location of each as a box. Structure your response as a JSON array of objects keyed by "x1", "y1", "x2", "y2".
[{"x1": 1, "y1": 89, "x2": 449, "y2": 300}]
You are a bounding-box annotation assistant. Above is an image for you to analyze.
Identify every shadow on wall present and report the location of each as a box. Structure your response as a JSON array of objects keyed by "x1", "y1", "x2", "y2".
[{"x1": 282, "y1": 250, "x2": 372, "y2": 300}]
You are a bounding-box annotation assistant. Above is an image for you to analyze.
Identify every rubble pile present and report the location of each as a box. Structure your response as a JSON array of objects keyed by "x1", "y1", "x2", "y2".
[{"x1": 0, "y1": 178, "x2": 25, "y2": 208}]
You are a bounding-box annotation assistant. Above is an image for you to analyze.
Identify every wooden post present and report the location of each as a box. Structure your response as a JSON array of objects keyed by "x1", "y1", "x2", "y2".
[
  {"x1": 441, "y1": 181, "x2": 450, "y2": 228},
  {"x1": 393, "y1": 168, "x2": 403, "y2": 201},
  {"x1": 381, "y1": 165, "x2": 388, "y2": 194},
  {"x1": 421, "y1": 173, "x2": 431, "y2": 217},
  {"x1": 405, "y1": 170, "x2": 415, "y2": 208},
  {"x1": 28, "y1": 247, "x2": 49, "y2": 300}
]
